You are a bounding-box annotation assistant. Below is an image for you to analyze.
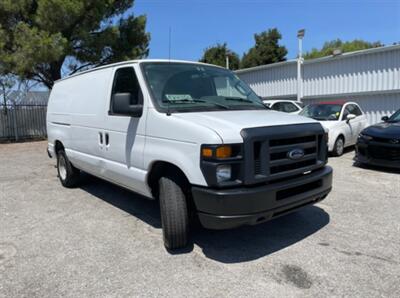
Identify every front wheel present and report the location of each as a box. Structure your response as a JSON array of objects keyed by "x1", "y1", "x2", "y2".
[
  {"x1": 332, "y1": 136, "x2": 345, "y2": 157},
  {"x1": 57, "y1": 149, "x2": 80, "y2": 188},
  {"x1": 159, "y1": 175, "x2": 190, "y2": 250}
]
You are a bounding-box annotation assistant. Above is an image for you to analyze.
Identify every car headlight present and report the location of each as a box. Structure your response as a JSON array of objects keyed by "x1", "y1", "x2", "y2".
[
  {"x1": 200, "y1": 144, "x2": 242, "y2": 186},
  {"x1": 359, "y1": 133, "x2": 372, "y2": 141},
  {"x1": 216, "y1": 165, "x2": 232, "y2": 183}
]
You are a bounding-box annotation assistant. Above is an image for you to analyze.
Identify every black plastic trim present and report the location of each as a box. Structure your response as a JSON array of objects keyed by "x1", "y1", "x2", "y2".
[
  {"x1": 240, "y1": 123, "x2": 327, "y2": 185},
  {"x1": 356, "y1": 141, "x2": 400, "y2": 169},
  {"x1": 192, "y1": 165, "x2": 332, "y2": 230},
  {"x1": 200, "y1": 144, "x2": 244, "y2": 187}
]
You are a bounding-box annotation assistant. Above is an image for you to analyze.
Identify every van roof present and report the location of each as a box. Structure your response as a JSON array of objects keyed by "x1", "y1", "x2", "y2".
[{"x1": 55, "y1": 59, "x2": 225, "y2": 83}]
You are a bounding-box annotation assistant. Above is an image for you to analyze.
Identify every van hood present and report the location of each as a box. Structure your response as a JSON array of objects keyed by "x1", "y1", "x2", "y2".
[{"x1": 173, "y1": 110, "x2": 318, "y2": 143}]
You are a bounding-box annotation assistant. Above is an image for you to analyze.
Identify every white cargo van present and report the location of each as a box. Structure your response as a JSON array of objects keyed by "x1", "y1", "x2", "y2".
[{"x1": 47, "y1": 60, "x2": 333, "y2": 249}]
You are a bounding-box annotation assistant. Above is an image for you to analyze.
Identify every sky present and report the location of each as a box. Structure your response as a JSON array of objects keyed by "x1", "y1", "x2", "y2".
[{"x1": 132, "y1": 0, "x2": 400, "y2": 61}]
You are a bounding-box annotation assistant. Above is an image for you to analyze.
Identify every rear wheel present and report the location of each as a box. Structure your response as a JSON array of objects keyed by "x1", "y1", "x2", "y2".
[
  {"x1": 57, "y1": 149, "x2": 80, "y2": 188},
  {"x1": 333, "y1": 136, "x2": 345, "y2": 157},
  {"x1": 159, "y1": 175, "x2": 190, "y2": 250}
]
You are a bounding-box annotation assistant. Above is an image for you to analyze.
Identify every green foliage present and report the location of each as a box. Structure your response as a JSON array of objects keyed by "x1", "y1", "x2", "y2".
[
  {"x1": 199, "y1": 43, "x2": 240, "y2": 70},
  {"x1": 304, "y1": 39, "x2": 383, "y2": 60},
  {"x1": 0, "y1": 0, "x2": 150, "y2": 88},
  {"x1": 241, "y1": 28, "x2": 287, "y2": 69}
]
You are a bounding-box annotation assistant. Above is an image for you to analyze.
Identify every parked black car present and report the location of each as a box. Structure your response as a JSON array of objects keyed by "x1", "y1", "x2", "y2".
[{"x1": 355, "y1": 109, "x2": 400, "y2": 169}]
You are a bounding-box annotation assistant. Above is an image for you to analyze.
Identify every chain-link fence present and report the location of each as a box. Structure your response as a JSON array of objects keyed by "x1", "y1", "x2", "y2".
[{"x1": 0, "y1": 104, "x2": 47, "y2": 142}]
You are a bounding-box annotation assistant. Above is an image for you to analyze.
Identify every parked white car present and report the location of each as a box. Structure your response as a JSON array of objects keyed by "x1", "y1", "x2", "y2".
[
  {"x1": 300, "y1": 101, "x2": 368, "y2": 156},
  {"x1": 47, "y1": 60, "x2": 333, "y2": 249},
  {"x1": 262, "y1": 99, "x2": 304, "y2": 114}
]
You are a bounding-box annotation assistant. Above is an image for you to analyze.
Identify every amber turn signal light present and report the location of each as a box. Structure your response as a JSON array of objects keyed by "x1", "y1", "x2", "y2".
[
  {"x1": 201, "y1": 148, "x2": 213, "y2": 158},
  {"x1": 215, "y1": 146, "x2": 232, "y2": 158},
  {"x1": 202, "y1": 145, "x2": 236, "y2": 159}
]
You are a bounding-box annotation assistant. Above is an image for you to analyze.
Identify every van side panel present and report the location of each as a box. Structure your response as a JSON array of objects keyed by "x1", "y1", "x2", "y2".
[
  {"x1": 47, "y1": 80, "x2": 72, "y2": 152},
  {"x1": 143, "y1": 109, "x2": 223, "y2": 187},
  {"x1": 47, "y1": 68, "x2": 114, "y2": 175}
]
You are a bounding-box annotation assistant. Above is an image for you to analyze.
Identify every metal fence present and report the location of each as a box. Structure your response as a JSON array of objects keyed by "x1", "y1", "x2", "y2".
[{"x1": 0, "y1": 104, "x2": 47, "y2": 142}]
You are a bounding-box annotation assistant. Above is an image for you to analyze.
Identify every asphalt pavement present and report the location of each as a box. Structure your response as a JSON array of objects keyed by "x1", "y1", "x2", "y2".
[{"x1": 1, "y1": 141, "x2": 399, "y2": 297}]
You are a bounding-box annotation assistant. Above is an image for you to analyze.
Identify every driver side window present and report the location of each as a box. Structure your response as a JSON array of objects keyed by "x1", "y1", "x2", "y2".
[
  {"x1": 342, "y1": 106, "x2": 350, "y2": 120},
  {"x1": 271, "y1": 102, "x2": 283, "y2": 111},
  {"x1": 283, "y1": 102, "x2": 299, "y2": 113},
  {"x1": 272, "y1": 102, "x2": 299, "y2": 113},
  {"x1": 352, "y1": 105, "x2": 362, "y2": 116},
  {"x1": 111, "y1": 67, "x2": 142, "y2": 105},
  {"x1": 343, "y1": 104, "x2": 361, "y2": 120}
]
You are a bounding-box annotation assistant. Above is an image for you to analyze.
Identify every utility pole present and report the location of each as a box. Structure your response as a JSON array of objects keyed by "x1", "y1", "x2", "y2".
[
  {"x1": 225, "y1": 55, "x2": 230, "y2": 69},
  {"x1": 168, "y1": 27, "x2": 172, "y2": 61},
  {"x1": 297, "y1": 29, "x2": 305, "y2": 102}
]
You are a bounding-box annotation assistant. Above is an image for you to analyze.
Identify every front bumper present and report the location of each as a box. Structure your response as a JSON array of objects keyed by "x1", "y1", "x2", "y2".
[
  {"x1": 355, "y1": 141, "x2": 400, "y2": 169},
  {"x1": 47, "y1": 143, "x2": 55, "y2": 158},
  {"x1": 192, "y1": 166, "x2": 332, "y2": 229}
]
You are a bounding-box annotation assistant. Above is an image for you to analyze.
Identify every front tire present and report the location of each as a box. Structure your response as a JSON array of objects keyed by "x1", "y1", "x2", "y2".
[
  {"x1": 57, "y1": 149, "x2": 80, "y2": 188},
  {"x1": 159, "y1": 175, "x2": 190, "y2": 250},
  {"x1": 333, "y1": 136, "x2": 345, "y2": 157}
]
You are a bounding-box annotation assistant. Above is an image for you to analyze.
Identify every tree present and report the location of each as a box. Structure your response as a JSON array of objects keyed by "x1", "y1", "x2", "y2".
[
  {"x1": 241, "y1": 28, "x2": 287, "y2": 69},
  {"x1": 199, "y1": 43, "x2": 240, "y2": 70},
  {"x1": 304, "y1": 39, "x2": 383, "y2": 60},
  {"x1": 0, "y1": 74, "x2": 15, "y2": 115},
  {"x1": 0, "y1": 1, "x2": 150, "y2": 89}
]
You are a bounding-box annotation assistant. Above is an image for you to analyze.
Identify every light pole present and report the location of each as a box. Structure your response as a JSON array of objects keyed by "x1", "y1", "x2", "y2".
[{"x1": 297, "y1": 29, "x2": 305, "y2": 102}]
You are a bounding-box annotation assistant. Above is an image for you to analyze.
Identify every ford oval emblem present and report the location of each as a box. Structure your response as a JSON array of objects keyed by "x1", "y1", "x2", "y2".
[{"x1": 287, "y1": 148, "x2": 305, "y2": 160}]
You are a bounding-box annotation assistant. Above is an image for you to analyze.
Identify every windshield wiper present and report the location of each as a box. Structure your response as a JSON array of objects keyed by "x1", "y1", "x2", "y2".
[
  {"x1": 223, "y1": 96, "x2": 254, "y2": 103},
  {"x1": 311, "y1": 116, "x2": 329, "y2": 120},
  {"x1": 162, "y1": 98, "x2": 230, "y2": 110},
  {"x1": 223, "y1": 97, "x2": 267, "y2": 109}
]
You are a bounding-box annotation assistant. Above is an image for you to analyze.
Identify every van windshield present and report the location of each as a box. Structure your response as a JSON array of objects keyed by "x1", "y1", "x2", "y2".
[{"x1": 141, "y1": 62, "x2": 266, "y2": 113}]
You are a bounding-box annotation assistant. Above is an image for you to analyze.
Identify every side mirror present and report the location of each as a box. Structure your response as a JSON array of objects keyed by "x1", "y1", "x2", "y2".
[
  {"x1": 346, "y1": 114, "x2": 356, "y2": 122},
  {"x1": 381, "y1": 116, "x2": 389, "y2": 122},
  {"x1": 112, "y1": 93, "x2": 143, "y2": 117}
]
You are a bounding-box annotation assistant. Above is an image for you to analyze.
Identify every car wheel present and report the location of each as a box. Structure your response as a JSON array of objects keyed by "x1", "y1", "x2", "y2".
[
  {"x1": 159, "y1": 175, "x2": 190, "y2": 250},
  {"x1": 57, "y1": 149, "x2": 80, "y2": 188},
  {"x1": 333, "y1": 136, "x2": 345, "y2": 157}
]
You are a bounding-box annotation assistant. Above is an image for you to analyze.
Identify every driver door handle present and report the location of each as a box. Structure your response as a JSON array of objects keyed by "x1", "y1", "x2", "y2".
[
  {"x1": 98, "y1": 132, "x2": 103, "y2": 146},
  {"x1": 105, "y1": 132, "x2": 110, "y2": 147}
]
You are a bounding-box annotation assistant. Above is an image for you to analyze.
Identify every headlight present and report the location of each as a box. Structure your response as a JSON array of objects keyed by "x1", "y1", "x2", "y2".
[
  {"x1": 359, "y1": 133, "x2": 372, "y2": 141},
  {"x1": 200, "y1": 144, "x2": 242, "y2": 186},
  {"x1": 216, "y1": 165, "x2": 232, "y2": 183}
]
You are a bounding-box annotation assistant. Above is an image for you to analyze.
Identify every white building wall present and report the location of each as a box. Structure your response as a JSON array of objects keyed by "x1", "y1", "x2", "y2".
[
  {"x1": 303, "y1": 48, "x2": 400, "y2": 97},
  {"x1": 238, "y1": 62, "x2": 297, "y2": 98},
  {"x1": 237, "y1": 45, "x2": 400, "y2": 125}
]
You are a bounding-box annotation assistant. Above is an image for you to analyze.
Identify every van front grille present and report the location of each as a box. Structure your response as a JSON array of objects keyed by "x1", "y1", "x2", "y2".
[
  {"x1": 270, "y1": 158, "x2": 317, "y2": 174},
  {"x1": 267, "y1": 134, "x2": 318, "y2": 176},
  {"x1": 241, "y1": 124, "x2": 327, "y2": 185}
]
